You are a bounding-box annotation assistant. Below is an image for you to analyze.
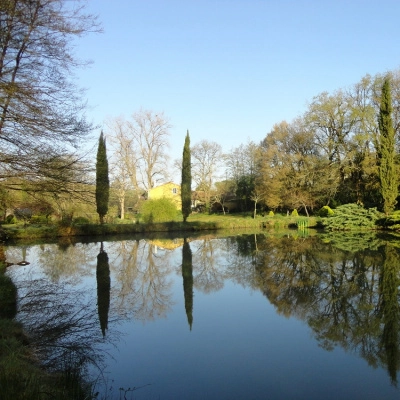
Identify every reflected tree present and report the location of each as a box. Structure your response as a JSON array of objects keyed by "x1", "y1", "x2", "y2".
[
  {"x1": 379, "y1": 244, "x2": 400, "y2": 385},
  {"x1": 224, "y1": 234, "x2": 261, "y2": 289},
  {"x1": 9, "y1": 276, "x2": 115, "y2": 394},
  {"x1": 181, "y1": 238, "x2": 194, "y2": 330},
  {"x1": 96, "y1": 242, "x2": 111, "y2": 337},
  {"x1": 192, "y1": 236, "x2": 227, "y2": 293},
  {"x1": 110, "y1": 240, "x2": 174, "y2": 321},
  {"x1": 253, "y1": 234, "x2": 400, "y2": 384},
  {"x1": 35, "y1": 242, "x2": 96, "y2": 283}
]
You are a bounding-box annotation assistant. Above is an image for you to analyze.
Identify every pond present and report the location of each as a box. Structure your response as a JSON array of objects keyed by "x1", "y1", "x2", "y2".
[{"x1": 4, "y1": 231, "x2": 400, "y2": 400}]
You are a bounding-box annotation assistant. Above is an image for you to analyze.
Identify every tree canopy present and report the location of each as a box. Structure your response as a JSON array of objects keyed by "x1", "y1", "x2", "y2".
[{"x1": 0, "y1": 0, "x2": 99, "y2": 193}]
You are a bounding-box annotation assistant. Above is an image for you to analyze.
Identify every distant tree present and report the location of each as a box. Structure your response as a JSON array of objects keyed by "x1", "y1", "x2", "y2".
[
  {"x1": 96, "y1": 132, "x2": 110, "y2": 224},
  {"x1": 181, "y1": 131, "x2": 192, "y2": 222},
  {"x1": 106, "y1": 117, "x2": 139, "y2": 219},
  {"x1": 377, "y1": 77, "x2": 397, "y2": 214},
  {"x1": 191, "y1": 140, "x2": 222, "y2": 212},
  {"x1": 213, "y1": 180, "x2": 235, "y2": 214},
  {"x1": 128, "y1": 109, "x2": 171, "y2": 190},
  {"x1": 225, "y1": 140, "x2": 259, "y2": 211}
]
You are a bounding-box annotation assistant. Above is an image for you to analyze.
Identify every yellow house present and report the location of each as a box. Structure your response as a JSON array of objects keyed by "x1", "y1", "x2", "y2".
[{"x1": 147, "y1": 182, "x2": 181, "y2": 210}]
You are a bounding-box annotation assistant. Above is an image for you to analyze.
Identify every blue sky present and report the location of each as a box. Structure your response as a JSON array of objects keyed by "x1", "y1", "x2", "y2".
[{"x1": 76, "y1": 0, "x2": 400, "y2": 175}]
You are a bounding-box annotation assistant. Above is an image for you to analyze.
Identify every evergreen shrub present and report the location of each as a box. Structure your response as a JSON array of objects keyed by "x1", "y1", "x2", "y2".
[
  {"x1": 268, "y1": 210, "x2": 274, "y2": 216},
  {"x1": 291, "y1": 209, "x2": 299, "y2": 216},
  {"x1": 318, "y1": 205, "x2": 334, "y2": 217},
  {"x1": 140, "y1": 198, "x2": 178, "y2": 223},
  {"x1": 319, "y1": 203, "x2": 382, "y2": 231}
]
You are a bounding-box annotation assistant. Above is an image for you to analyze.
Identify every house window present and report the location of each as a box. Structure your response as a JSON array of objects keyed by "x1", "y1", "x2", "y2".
[{"x1": 172, "y1": 188, "x2": 177, "y2": 194}]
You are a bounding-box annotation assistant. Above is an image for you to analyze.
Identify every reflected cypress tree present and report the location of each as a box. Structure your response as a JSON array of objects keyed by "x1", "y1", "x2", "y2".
[
  {"x1": 379, "y1": 244, "x2": 400, "y2": 385},
  {"x1": 96, "y1": 242, "x2": 110, "y2": 337},
  {"x1": 182, "y1": 238, "x2": 193, "y2": 330}
]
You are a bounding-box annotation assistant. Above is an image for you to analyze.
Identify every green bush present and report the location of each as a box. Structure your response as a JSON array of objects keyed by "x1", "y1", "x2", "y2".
[
  {"x1": 291, "y1": 209, "x2": 299, "y2": 217},
  {"x1": 319, "y1": 203, "x2": 382, "y2": 231},
  {"x1": 73, "y1": 216, "x2": 90, "y2": 225},
  {"x1": 5, "y1": 215, "x2": 16, "y2": 224},
  {"x1": 318, "y1": 205, "x2": 334, "y2": 217},
  {"x1": 140, "y1": 198, "x2": 178, "y2": 223},
  {"x1": 268, "y1": 210, "x2": 274, "y2": 216},
  {"x1": 30, "y1": 215, "x2": 49, "y2": 224}
]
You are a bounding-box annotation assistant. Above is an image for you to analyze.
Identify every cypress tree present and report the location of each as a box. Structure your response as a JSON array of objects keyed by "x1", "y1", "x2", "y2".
[
  {"x1": 181, "y1": 130, "x2": 192, "y2": 222},
  {"x1": 378, "y1": 77, "x2": 397, "y2": 214},
  {"x1": 96, "y1": 131, "x2": 110, "y2": 224}
]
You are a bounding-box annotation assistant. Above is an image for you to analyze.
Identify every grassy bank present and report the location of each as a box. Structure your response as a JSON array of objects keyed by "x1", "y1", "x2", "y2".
[{"x1": 1, "y1": 213, "x2": 319, "y2": 242}]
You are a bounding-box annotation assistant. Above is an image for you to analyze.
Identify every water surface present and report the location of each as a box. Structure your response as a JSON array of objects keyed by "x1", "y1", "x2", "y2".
[{"x1": 5, "y1": 232, "x2": 400, "y2": 399}]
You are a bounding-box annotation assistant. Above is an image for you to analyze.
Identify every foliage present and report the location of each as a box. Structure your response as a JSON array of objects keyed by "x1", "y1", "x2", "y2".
[
  {"x1": 268, "y1": 210, "x2": 274, "y2": 216},
  {"x1": 319, "y1": 203, "x2": 382, "y2": 231},
  {"x1": 140, "y1": 198, "x2": 178, "y2": 223},
  {"x1": 318, "y1": 205, "x2": 334, "y2": 217},
  {"x1": 291, "y1": 209, "x2": 299, "y2": 216},
  {"x1": 377, "y1": 77, "x2": 397, "y2": 214},
  {"x1": 5, "y1": 215, "x2": 16, "y2": 224},
  {"x1": 191, "y1": 140, "x2": 222, "y2": 211},
  {"x1": 0, "y1": 0, "x2": 99, "y2": 193},
  {"x1": 181, "y1": 131, "x2": 192, "y2": 222},
  {"x1": 96, "y1": 131, "x2": 110, "y2": 224},
  {"x1": 73, "y1": 217, "x2": 90, "y2": 225},
  {"x1": 319, "y1": 231, "x2": 383, "y2": 252}
]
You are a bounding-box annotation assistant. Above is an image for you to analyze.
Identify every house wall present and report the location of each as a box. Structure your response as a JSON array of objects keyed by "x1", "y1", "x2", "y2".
[{"x1": 148, "y1": 182, "x2": 181, "y2": 209}]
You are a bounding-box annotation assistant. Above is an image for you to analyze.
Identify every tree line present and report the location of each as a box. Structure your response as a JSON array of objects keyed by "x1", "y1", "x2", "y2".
[{"x1": 1, "y1": 1, "x2": 399, "y2": 223}]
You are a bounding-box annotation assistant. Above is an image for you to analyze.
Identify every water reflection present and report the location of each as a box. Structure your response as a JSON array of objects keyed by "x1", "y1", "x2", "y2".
[
  {"x1": 181, "y1": 238, "x2": 193, "y2": 330},
  {"x1": 109, "y1": 239, "x2": 174, "y2": 321},
  {"x1": 4, "y1": 231, "x2": 400, "y2": 397},
  {"x1": 96, "y1": 242, "x2": 110, "y2": 337},
  {"x1": 379, "y1": 245, "x2": 400, "y2": 385}
]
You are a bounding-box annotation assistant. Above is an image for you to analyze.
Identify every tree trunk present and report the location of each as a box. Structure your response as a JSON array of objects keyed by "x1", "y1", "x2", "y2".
[{"x1": 119, "y1": 197, "x2": 125, "y2": 220}]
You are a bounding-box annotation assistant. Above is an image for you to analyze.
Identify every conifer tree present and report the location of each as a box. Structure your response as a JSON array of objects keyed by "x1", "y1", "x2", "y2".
[
  {"x1": 378, "y1": 77, "x2": 397, "y2": 214},
  {"x1": 181, "y1": 130, "x2": 192, "y2": 222},
  {"x1": 96, "y1": 131, "x2": 110, "y2": 224}
]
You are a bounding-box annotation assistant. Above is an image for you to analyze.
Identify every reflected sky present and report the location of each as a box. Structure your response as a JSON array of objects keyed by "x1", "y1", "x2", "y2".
[{"x1": 4, "y1": 233, "x2": 400, "y2": 400}]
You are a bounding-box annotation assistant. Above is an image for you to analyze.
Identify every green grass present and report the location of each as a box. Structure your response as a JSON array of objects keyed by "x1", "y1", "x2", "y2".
[{"x1": 0, "y1": 212, "x2": 320, "y2": 242}]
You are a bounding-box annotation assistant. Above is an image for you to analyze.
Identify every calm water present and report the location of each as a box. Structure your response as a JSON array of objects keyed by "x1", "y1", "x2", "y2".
[{"x1": 4, "y1": 231, "x2": 400, "y2": 399}]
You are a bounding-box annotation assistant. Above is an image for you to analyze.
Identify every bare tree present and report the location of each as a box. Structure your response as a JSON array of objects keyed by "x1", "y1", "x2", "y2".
[
  {"x1": 0, "y1": 0, "x2": 100, "y2": 193},
  {"x1": 127, "y1": 109, "x2": 171, "y2": 190},
  {"x1": 106, "y1": 117, "x2": 140, "y2": 219},
  {"x1": 191, "y1": 140, "x2": 222, "y2": 211}
]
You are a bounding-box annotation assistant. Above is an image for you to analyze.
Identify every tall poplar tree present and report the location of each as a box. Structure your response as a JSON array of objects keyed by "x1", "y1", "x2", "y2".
[
  {"x1": 377, "y1": 77, "x2": 397, "y2": 214},
  {"x1": 96, "y1": 131, "x2": 110, "y2": 224},
  {"x1": 181, "y1": 130, "x2": 192, "y2": 222}
]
